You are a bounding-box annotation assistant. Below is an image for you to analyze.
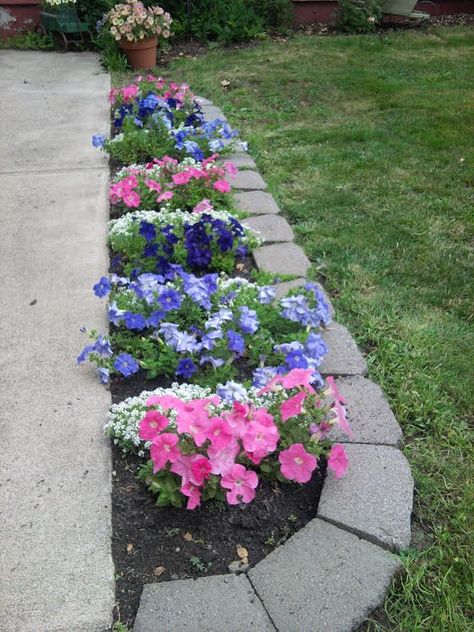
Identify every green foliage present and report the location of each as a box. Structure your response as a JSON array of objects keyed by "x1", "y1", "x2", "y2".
[
  {"x1": 336, "y1": 0, "x2": 382, "y2": 33},
  {"x1": 105, "y1": 118, "x2": 176, "y2": 165},
  {"x1": 96, "y1": 29, "x2": 129, "y2": 71},
  {"x1": 76, "y1": 0, "x2": 115, "y2": 27},
  {"x1": 0, "y1": 32, "x2": 54, "y2": 50}
]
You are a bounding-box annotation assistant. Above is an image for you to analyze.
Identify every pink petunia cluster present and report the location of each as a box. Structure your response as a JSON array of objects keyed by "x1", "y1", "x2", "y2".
[
  {"x1": 109, "y1": 76, "x2": 193, "y2": 107},
  {"x1": 109, "y1": 155, "x2": 237, "y2": 212},
  {"x1": 138, "y1": 369, "x2": 350, "y2": 510}
]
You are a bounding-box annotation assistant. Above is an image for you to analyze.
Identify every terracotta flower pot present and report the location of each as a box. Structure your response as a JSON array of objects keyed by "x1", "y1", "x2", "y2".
[{"x1": 119, "y1": 36, "x2": 157, "y2": 71}]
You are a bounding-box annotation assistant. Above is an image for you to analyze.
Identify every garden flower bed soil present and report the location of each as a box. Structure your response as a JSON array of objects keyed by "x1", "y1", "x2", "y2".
[{"x1": 112, "y1": 442, "x2": 326, "y2": 625}]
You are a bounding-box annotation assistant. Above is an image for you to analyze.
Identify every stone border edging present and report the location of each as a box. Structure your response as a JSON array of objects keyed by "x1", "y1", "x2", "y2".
[{"x1": 132, "y1": 98, "x2": 414, "y2": 632}]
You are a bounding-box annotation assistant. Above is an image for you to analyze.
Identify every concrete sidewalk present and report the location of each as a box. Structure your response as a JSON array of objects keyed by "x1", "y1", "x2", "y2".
[{"x1": 0, "y1": 52, "x2": 114, "y2": 631}]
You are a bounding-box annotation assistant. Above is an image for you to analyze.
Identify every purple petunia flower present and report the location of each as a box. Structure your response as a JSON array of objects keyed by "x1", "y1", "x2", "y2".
[
  {"x1": 159, "y1": 288, "x2": 182, "y2": 312},
  {"x1": 114, "y1": 353, "x2": 140, "y2": 377},
  {"x1": 98, "y1": 367, "x2": 110, "y2": 384},
  {"x1": 93, "y1": 276, "x2": 111, "y2": 298},
  {"x1": 216, "y1": 380, "x2": 248, "y2": 403},
  {"x1": 176, "y1": 357, "x2": 197, "y2": 379},
  {"x1": 123, "y1": 311, "x2": 147, "y2": 331},
  {"x1": 239, "y1": 306, "x2": 259, "y2": 335},
  {"x1": 139, "y1": 221, "x2": 157, "y2": 243},
  {"x1": 258, "y1": 286, "x2": 276, "y2": 305},
  {"x1": 227, "y1": 330, "x2": 245, "y2": 355}
]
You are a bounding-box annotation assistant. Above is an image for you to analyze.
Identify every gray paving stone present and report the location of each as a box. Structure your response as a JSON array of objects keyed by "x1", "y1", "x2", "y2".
[
  {"x1": 254, "y1": 242, "x2": 310, "y2": 277},
  {"x1": 232, "y1": 170, "x2": 267, "y2": 190},
  {"x1": 195, "y1": 95, "x2": 213, "y2": 106},
  {"x1": 218, "y1": 151, "x2": 256, "y2": 169},
  {"x1": 318, "y1": 444, "x2": 413, "y2": 551},
  {"x1": 329, "y1": 376, "x2": 403, "y2": 446},
  {"x1": 235, "y1": 190, "x2": 280, "y2": 215},
  {"x1": 243, "y1": 214, "x2": 294, "y2": 243},
  {"x1": 201, "y1": 105, "x2": 227, "y2": 121},
  {"x1": 320, "y1": 322, "x2": 368, "y2": 376},
  {"x1": 249, "y1": 518, "x2": 401, "y2": 632},
  {"x1": 134, "y1": 575, "x2": 275, "y2": 632}
]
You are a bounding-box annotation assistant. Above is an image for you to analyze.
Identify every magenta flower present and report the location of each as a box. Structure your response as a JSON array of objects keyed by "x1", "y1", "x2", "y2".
[
  {"x1": 280, "y1": 368, "x2": 316, "y2": 392},
  {"x1": 145, "y1": 178, "x2": 162, "y2": 193},
  {"x1": 146, "y1": 393, "x2": 183, "y2": 412},
  {"x1": 205, "y1": 417, "x2": 233, "y2": 452},
  {"x1": 190, "y1": 456, "x2": 212, "y2": 486},
  {"x1": 221, "y1": 464, "x2": 259, "y2": 505},
  {"x1": 242, "y1": 414, "x2": 279, "y2": 464},
  {"x1": 150, "y1": 433, "x2": 181, "y2": 472},
  {"x1": 279, "y1": 443, "x2": 317, "y2": 483},
  {"x1": 223, "y1": 161, "x2": 238, "y2": 178},
  {"x1": 138, "y1": 410, "x2": 169, "y2": 441},
  {"x1": 207, "y1": 441, "x2": 240, "y2": 476},
  {"x1": 332, "y1": 399, "x2": 353, "y2": 438},
  {"x1": 193, "y1": 199, "x2": 214, "y2": 214},
  {"x1": 157, "y1": 190, "x2": 174, "y2": 203},
  {"x1": 172, "y1": 171, "x2": 193, "y2": 185},
  {"x1": 280, "y1": 391, "x2": 307, "y2": 422},
  {"x1": 213, "y1": 179, "x2": 231, "y2": 193},
  {"x1": 123, "y1": 191, "x2": 141, "y2": 208},
  {"x1": 180, "y1": 482, "x2": 201, "y2": 510},
  {"x1": 327, "y1": 443, "x2": 349, "y2": 479},
  {"x1": 325, "y1": 375, "x2": 346, "y2": 404}
]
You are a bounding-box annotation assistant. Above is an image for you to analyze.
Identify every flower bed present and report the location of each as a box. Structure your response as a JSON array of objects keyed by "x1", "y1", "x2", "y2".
[
  {"x1": 93, "y1": 76, "x2": 239, "y2": 165},
  {"x1": 83, "y1": 72, "x2": 350, "y2": 626}
]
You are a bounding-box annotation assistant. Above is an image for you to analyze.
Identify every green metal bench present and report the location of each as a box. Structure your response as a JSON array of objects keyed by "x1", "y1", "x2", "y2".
[
  {"x1": 381, "y1": 0, "x2": 431, "y2": 19},
  {"x1": 39, "y1": 7, "x2": 91, "y2": 50}
]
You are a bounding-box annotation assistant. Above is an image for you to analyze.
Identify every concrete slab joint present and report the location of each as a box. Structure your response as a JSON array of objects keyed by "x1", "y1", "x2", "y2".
[{"x1": 128, "y1": 98, "x2": 412, "y2": 630}]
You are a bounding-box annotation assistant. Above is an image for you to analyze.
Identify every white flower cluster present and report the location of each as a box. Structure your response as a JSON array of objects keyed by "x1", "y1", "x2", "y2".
[
  {"x1": 43, "y1": 0, "x2": 76, "y2": 5},
  {"x1": 106, "y1": 382, "x2": 275, "y2": 455}
]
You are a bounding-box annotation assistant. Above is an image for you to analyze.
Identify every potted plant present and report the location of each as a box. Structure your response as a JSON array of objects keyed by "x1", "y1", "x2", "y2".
[{"x1": 103, "y1": 0, "x2": 172, "y2": 70}]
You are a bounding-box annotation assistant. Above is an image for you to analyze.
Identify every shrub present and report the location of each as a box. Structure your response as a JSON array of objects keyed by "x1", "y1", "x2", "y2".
[
  {"x1": 107, "y1": 209, "x2": 261, "y2": 275},
  {"x1": 108, "y1": 156, "x2": 237, "y2": 216},
  {"x1": 336, "y1": 0, "x2": 382, "y2": 33},
  {"x1": 130, "y1": 370, "x2": 350, "y2": 508},
  {"x1": 77, "y1": 273, "x2": 331, "y2": 388}
]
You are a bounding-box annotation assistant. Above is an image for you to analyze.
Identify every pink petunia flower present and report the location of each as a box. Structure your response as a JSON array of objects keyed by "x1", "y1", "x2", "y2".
[
  {"x1": 332, "y1": 399, "x2": 353, "y2": 438},
  {"x1": 205, "y1": 417, "x2": 233, "y2": 452},
  {"x1": 123, "y1": 191, "x2": 141, "y2": 208},
  {"x1": 280, "y1": 368, "x2": 316, "y2": 392},
  {"x1": 280, "y1": 391, "x2": 307, "y2": 422},
  {"x1": 207, "y1": 440, "x2": 240, "y2": 476},
  {"x1": 180, "y1": 482, "x2": 201, "y2": 510},
  {"x1": 327, "y1": 443, "x2": 349, "y2": 479},
  {"x1": 213, "y1": 179, "x2": 231, "y2": 193},
  {"x1": 157, "y1": 191, "x2": 174, "y2": 203},
  {"x1": 149, "y1": 433, "x2": 181, "y2": 472},
  {"x1": 242, "y1": 414, "x2": 279, "y2": 464},
  {"x1": 172, "y1": 171, "x2": 192, "y2": 186},
  {"x1": 279, "y1": 443, "x2": 317, "y2": 483},
  {"x1": 223, "y1": 161, "x2": 238, "y2": 178},
  {"x1": 145, "y1": 179, "x2": 162, "y2": 193},
  {"x1": 221, "y1": 464, "x2": 259, "y2": 505},
  {"x1": 325, "y1": 375, "x2": 346, "y2": 404},
  {"x1": 138, "y1": 410, "x2": 169, "y2": 441},
  {"x1": 193, "y1": 199, "x2": 214, "y2": 214}
]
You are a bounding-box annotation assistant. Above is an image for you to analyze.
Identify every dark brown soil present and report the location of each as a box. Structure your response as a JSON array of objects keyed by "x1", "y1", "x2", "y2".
[{"x1": 112, "y1": 444, "x2": 326, "y2": 628}]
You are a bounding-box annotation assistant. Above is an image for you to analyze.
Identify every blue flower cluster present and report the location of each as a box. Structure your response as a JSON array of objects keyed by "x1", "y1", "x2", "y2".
[{"x1": 80, "y1": 267, "x2": 331, "y2": 386}]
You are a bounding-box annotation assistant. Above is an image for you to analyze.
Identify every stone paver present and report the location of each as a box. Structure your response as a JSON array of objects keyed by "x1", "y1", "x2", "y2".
[
  {"x1": 254, "y1": 242, "x2": 311, "y2": 277},
  {"x1": 318, "y1": 444, "x2": 413, "y2": 551},
  {"x1": 235, "y1": 190, "x2": 280, "y2": 215},
  {"x1": 243, "y1": 214, "x2": 294, "y2": 243},
  {"x1": 220, "y1": 151, "x2": 256, "y2": 169},
  {"x1": 249, "y1": 518, "x2": 401, "y2": 632},
  {"x1": 134, "y1": 575, "x2": 275, "y2": 632},
  {"x1": 201, "y1": 104, "x2": 227, "y2": 121},
  {"x1": 330, "y1": 376, "x2": 403, "y2": 446},
  {"x1": 195, "y1": 95, "x2": 212, "y2": 106},
  {"x1": 320, "y1": 322, "x2": 368, "y2": 376},
  {"x1": 0, "y1": 52, "x2": 114, "y2": 631},
  {"x1": 232, "y1": 169, "x2": 267, "y2": 190}
]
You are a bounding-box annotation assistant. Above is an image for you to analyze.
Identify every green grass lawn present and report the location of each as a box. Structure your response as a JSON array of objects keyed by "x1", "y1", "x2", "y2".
[{"x1": 116, "y1": 26, "x2": 474, "y2": 630}]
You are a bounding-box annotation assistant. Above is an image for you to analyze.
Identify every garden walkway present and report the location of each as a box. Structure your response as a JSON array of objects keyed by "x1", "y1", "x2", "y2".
[{"x1": 0, "y1": 52, "x2": 114, "y2": 631}]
